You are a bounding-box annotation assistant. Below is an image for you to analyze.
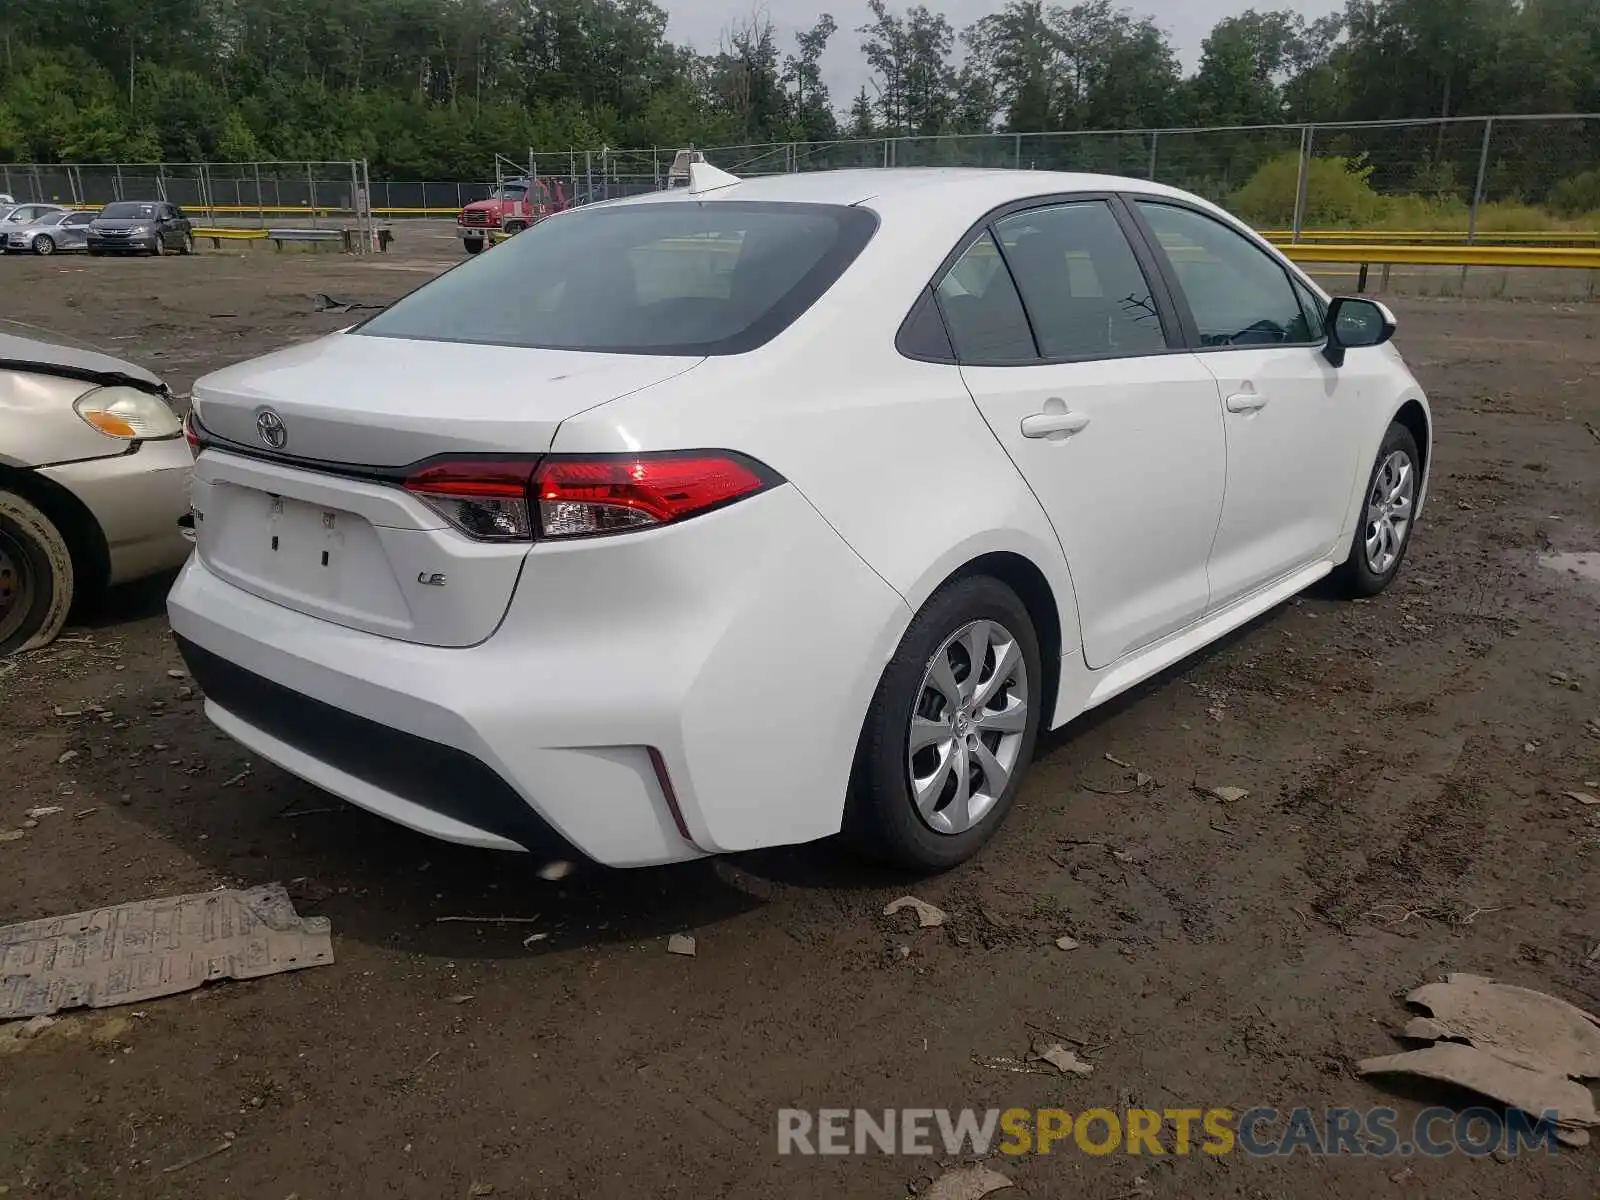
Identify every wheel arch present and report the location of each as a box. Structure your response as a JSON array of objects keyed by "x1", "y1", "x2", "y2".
[
  {"x1": 1393, "y1": 396, "x2": 1431, "y2": 482},
  {"x1": 0, "y1": 464, "x2": 110, "y2": 598},
  {"x1": 923, "y1": 550, "x2": 1066, "y2": 736}
]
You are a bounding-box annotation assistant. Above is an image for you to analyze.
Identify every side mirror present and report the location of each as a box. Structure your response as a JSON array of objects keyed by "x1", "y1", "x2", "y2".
[{"x1": 1323, "y1": 297, "x2": 1397, "y2": 367}]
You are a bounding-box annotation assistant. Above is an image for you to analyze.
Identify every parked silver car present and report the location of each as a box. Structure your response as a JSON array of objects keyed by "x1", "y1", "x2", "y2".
[
  {"x1": 0, "y1": 203, "x2": 69, "y2": 245},
  {"x1": 1, "y1": 323, "x2": 193, "y2": 652},
  {"x1": 6, "y1": 209, "x2": 94, "y2": 255}
]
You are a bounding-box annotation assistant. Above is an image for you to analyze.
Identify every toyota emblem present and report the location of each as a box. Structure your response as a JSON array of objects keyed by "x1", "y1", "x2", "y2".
[{"x1": 256, "y1": 409, "x2": 288, "y2": 450}]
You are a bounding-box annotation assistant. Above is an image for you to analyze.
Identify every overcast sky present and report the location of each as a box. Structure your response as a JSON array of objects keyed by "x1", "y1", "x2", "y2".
[{"x1": 665, "y1": 0, "x2": 1341, "y2": 120}]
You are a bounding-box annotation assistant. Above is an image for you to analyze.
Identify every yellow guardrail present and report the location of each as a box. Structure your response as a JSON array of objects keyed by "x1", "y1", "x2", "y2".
[
  {"x1": 1261, "y1": 228, "x2": 1600, "y2": 244},
  {"x1": 192, "y1": 226, "x2": 269, "y2": 241},
  {"x1": 1274, "y1": 241, "x2": 1600, "y2": 269}
]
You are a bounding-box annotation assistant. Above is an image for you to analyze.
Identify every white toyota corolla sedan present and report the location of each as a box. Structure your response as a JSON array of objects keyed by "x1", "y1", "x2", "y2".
[{"x1": 169, "y1": 165, "x2": 1430, "y2": 870}]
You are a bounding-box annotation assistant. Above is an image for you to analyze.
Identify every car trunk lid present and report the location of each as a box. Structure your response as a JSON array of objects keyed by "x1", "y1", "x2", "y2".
[{"x1": 188, "y1": 332, "x2": 702, "y2": 646}]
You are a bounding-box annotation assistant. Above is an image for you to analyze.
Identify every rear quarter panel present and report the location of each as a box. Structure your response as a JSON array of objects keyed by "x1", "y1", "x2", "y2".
[{"x1": 549, "y1": 202, "x2": 1085, "y2": 722}]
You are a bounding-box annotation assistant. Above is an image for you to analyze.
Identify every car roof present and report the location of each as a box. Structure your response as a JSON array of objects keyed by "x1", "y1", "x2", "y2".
[{"x1": 600, "y1": 167, "x2": 1202, "y2": 215}]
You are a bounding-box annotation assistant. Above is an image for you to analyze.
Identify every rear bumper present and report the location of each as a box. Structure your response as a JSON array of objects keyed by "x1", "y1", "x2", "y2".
[
  {"x1": 39, "y1": 435, "x2": 194, "y2": 585},
  {"x1": 167, "y1": 484, "x2": 910, "y2": 867}
]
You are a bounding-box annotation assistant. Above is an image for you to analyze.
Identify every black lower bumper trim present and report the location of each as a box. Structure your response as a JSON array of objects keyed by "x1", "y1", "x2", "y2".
[{"x1": 173, "y1": 635, "x2": 583, "y2": 858}]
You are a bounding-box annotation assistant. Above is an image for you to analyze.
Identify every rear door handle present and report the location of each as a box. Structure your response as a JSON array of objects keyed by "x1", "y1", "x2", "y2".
[
  {"x1": 1020, "y1": 411, "x2": 1091, "y2": 440},
  {"x1": 1225, "y1": 392, "x2": 1269, "y2": 414}
]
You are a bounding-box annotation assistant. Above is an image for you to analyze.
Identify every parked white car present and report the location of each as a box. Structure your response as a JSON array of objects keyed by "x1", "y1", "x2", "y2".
[{"x1": 169, "y1": 166, "x2": 1430, "y2": 870}]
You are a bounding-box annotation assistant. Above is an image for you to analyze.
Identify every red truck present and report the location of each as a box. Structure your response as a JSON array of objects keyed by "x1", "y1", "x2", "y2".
[{"x1": 456, "y1": 177, "x2": 569, "y2": 254}]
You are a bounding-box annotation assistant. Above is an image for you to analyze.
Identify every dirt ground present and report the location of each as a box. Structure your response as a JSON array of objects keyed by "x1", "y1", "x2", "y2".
[{"x1": 1, "y1": 230, "x2": 1599, "y2": 1200}]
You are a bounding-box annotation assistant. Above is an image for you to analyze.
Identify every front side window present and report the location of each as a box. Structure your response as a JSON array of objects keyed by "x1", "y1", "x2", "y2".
[
  {"x1": 358, "y1": 201, "x2": 876, "y2": 356},
  {"x1": 933, "y1": 231, "x2": 1036, "y2": 364},
  {"x1": 1291, "y1": 277, "x2": 1327, "y2": 340},
  {"x1": 993, "y1": 202, "x2": 1167, "y2": 359},
  {"x1": 1135, "y1": 202, "x2": 1315, "y2": 348}
]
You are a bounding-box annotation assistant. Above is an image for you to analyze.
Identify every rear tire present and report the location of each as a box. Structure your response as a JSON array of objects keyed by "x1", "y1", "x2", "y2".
[
  {"x1": 844, "y1": 576, "x2": 1042, "y2": 871},
  {"x1": 1333, "y1": 421, "x2": 1422, "y2": 598},
  {"x1": 0, "y1": 489, "x2": 74, "y2": 654},
  {"x1": 33, "y1": 235, "x2": 54, "y2": 256}
]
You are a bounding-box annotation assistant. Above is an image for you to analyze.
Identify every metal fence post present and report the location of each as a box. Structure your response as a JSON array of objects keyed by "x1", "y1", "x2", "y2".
[
  {"x1": 348, "y1": 159, "x2": 361, "y2": 253},
  {"x1": 307, "y1": 163, "x2": 318, "y2": 228},
  {"x1": 1014, "y1": 133, "x2": 1022, "y2": 170},
  {"x1": 1290, "y1": 124, "x2": 1313, "y2": 243},
  {"x1": 1460, "y1": 116, "x2": 1497, "y2": 297},
  {"x1": 1468, "y1": 117, "x2": 1494, "y2": 244},
  {"x1": 1148, "y1": 131, "x2": 1159, "y2": 181},
  {"x1": 254, "y1": 162, "x2": 265, "y2": 227}
]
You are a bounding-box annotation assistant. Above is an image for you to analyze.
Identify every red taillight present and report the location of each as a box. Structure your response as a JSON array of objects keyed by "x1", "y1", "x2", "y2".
[
  {"x1": 534, "y1": 453, "x2": 776, "y2": 539},
  {"x1": 183, "y1": 410, "x2": 201, "y2": 451},
  {"x1": 400, "y1": 452, "x2": 778, "y2": 543},
  {"x1": 404, "y1": 458, "x2": 540, "y2": 541}
]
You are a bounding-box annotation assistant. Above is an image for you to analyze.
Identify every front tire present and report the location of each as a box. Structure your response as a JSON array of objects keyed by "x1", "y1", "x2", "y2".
[
  {"x1": 33, "y1": 235, "x2": 54, "y2": 256},
  {"x1": 462, "y1": 238, "x2": 484, "y2": 256},
  {"x1": 0, "y1": 490, "x2": 74, "y2": 654},
  {"x1": 1333, "y1": 421, "x2": 1422, "y2": 597},
  {"x1": 845, "y1": 576, "x2": 1042, "y2": 870},
  {"x1": 178, "y1": 231, "x2": 194, "y2": 255}
]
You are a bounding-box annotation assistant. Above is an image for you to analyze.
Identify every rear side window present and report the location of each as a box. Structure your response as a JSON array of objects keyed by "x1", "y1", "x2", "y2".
[
  {"x1": 993, "y1": 202, "x2": 1168, "y2": 359},
  {"x1": 933, "y1": 231, "x2": 1037, "y2": 364},
  {"x1": 357, "y1": 201, "x2": 878, "y2": 356}
]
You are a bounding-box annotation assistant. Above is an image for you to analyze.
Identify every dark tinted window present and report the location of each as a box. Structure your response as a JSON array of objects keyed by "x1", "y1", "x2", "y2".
[
  {"x1": 898, "y1": 288, "x2": 954, "y2": 360},
  {"x1": 934, "y1": 231, "x2": 1036, "y2": 364},
  {"x1": 994, "y1": 202, "x2": 1167, "y2": 359},
  {"x1": 1136, "y1": 202, "x2": 1314, "y2": 347},
  {"x1": 1291, "y1": 277, "x2": 1326, "y2": 340},
  {"x1": 64, "y1": 213, "x2": 93, "y2": 226},
  {"x1": 357, "y1": 201, "x2": 876, "y2": 355},
  {"x1": 101, "y1": 202, "x2": 158, "y2": 220}
]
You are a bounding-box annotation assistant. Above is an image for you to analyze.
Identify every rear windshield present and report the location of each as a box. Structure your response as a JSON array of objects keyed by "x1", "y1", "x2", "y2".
[
  {"x1": 356, "y1": 200, "x2": 878, "y2": 355},
  {"x1": 100, "y1": 202, "x2": 157, "y2": 218}
]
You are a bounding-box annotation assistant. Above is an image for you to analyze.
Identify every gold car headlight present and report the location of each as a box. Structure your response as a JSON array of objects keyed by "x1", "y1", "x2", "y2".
[{"x1": 73, "y1": 385, "x2": 183, "y2": 441}]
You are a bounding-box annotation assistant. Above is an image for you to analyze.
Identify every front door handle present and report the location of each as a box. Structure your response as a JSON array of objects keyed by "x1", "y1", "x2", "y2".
[
  {"x1": 1020, "y1": 410, "x2": 1091, "y2": 440},
  {"x1": 1225, "y1": 392, "x2": 1269, "y2": 414}
]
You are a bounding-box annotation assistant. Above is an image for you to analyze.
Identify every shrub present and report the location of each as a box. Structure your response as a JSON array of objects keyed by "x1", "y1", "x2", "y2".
[
  {"x1": 1229, "y1": 152, "x2": 1386, "y2": 228},
  {"x1": 1550, "y1": 169, "x2": 1600, "y2": 217}
]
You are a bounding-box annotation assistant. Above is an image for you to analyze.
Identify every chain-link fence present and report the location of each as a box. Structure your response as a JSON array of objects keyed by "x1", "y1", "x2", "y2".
[
  {"x1": 550, "y1": 114, "x2": 1600, "y2": 237},
  {"x1": 7, "y1": 116, "x2": 1597, "y2": 240}
]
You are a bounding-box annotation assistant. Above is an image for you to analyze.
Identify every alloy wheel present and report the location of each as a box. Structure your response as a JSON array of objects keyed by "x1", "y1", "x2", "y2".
[
  {"x1": 907, "y1": 619, "x2": 1029, "y2": 835},
  {"x1": 1365, "y1": 449, "x2": 1415, "y2": 575}
]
